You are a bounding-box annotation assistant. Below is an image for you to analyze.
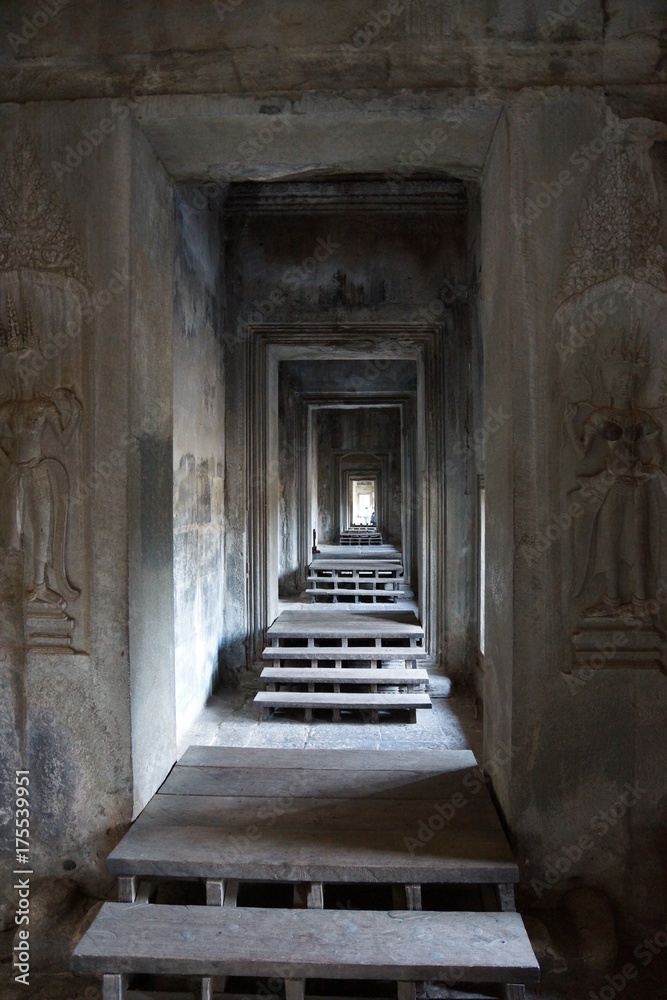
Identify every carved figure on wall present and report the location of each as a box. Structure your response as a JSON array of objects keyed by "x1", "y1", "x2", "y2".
[
  {"x1": 565, "y1": 330, "x2": 667, "y2": 619},
  {"x1": 0, "y1": 295, "x2": 81, "y2": 609}
]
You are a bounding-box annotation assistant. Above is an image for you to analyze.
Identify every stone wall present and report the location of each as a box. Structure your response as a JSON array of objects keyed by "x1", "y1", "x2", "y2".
[
  {"x1": 0, "y1": 0, "x2": 665, "y2": 963},
  {"x1": 128, "y1": 118, "x2": 176, "y2": 813},
  {"x1": 1, "y1": 0, "x2": 661, "y2": 99},
  {"x1": 173, "y1": 186, "x2": 226, "y2": 742},
  {"x1": 481, "y1": 90, "x2": 667, "y2": 939},
  {"x1": 0, "y1": 104, "x2": 177, "y2": 965}
]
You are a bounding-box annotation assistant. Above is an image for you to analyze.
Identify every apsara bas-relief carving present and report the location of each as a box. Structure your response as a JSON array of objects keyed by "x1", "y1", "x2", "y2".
[
  {"x1": 0, "y1": 296, "x2": 81, "y2": 609},
  {"x1": 0, "y1": 132, "x2": 90, "y2": 653},
  {"x1": 563, "y1": 329, "x2": 667, "y2": 672},
  {"x1": 555, "y1": 114, "x2": 667, "y2": 673},
  {"x1": 566, "y1": 331, "x2": 667, "y2": 618}
]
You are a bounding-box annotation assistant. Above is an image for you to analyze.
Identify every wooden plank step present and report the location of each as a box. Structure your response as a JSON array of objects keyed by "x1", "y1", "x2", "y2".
[
  {"x1": 309, "y1": 567, "x2": 402, "y2": 573},
  {"x1": 342, "y1": 528, "x2": 382, "y2": 533},
  {"x1": 309, "y1": 577, "x2": 404, "y2": 584},
  {"x1": 306, "y1": 579, "x2": 404, "y2": 587},
  {"x1": 255, "y1": 692, "x2": 432, "y2": 709},
  {"x1": 309, "y1": 560, "x2": 403, "y2": 569},
  {"x1": 72, "y1": 904, "x2": 539, "y2": 985},
  {"x1": 340, "y1": 538, "x2": 383, "y2": 542},
  {"x1": 314, "y1": 550, "x2": 401, "y2": 560},
  {"x1": 260, "y1": 668, "x2": 429, "y2": 684},
  {"x1": 262, "y1": 647, "x2": 428, "y2": 659},
  {"x1": 177, "y1": 747, "x2": 477, "y2": 771},
  {"x1": 124, "y1": 794, "x2": 506, "y2": 834},
  {"x1": 305, "y1": 589, "x2": 406, "y2": 597},
  {"x1": 267, "y1": 611, "x2": 424, "y2": 638},
  {"x1": 309, "y1": 577, "x2": 404, "y2": 583},
  {"x1": 341, "y1": 539, "x2": 383, "y2": 544},
  {"x1": 107, "y1": 825, "x2": 518, "y2": 882},
  {"x1": 156, "y1": 762, "x2": 489, "y2": 804}
]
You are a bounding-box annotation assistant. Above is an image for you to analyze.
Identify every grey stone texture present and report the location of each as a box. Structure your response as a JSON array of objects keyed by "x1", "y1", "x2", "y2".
[
  {"x1": 173, "y1": 186, "x2": 226, "y2": 742},
  {"x1": 0, "y1": 0, "x2": 665, "y2": 991}
]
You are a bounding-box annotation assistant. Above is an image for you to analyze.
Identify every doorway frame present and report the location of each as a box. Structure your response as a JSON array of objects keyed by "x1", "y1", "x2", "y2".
[
  {"x1": 345, "y1": 469, "x2": 381, "y2": 530},
  {"x1": 298, "y1": 394, "x2": 415, "y2": 583},
  {"x1": 245, "y1": 322, "x2": 447, "y2": 668}
]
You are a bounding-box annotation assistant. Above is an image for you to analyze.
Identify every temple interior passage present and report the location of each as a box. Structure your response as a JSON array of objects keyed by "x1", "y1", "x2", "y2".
[{"x1": 2, "y1": 2, "x2": 667, "y2": 999}]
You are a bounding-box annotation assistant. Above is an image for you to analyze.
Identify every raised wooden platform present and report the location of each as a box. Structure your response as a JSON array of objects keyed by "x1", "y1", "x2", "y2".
[
  {"x1": 78, "y1": 748, "x2": 535, "y2": 1000},
  {"x1": 107, "y1": 747, "x2": 519, "y2": 886},
  {"x1": 339, "y1": 527, "x2": 384, "y2": 546},
  {"x1": 259, "y1": 611, "x2": 429, "y2": 720},
  {"x1": 308, "y1": 560, "x2": 405, "y2": 603}
]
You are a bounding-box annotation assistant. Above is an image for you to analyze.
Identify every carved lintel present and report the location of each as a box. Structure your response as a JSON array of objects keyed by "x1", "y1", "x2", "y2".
[{"x1": 0, "y1": 133, "x2": 89, "y2": 651}]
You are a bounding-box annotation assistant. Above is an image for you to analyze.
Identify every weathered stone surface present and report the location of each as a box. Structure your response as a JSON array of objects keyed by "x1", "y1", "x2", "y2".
[
  {"x1": 173, "y1": 186, "x2": 226, "y2": 738},
  {"x1": 0, "y1": 0, "x2": 665, "y2": 987},
  {"x1": 0, "y1": 0, "x2": 664, "y2": 101},
  {"x1": 524, "y1": 886, "x2": 616, "y2": 981},
  {"x1": 479, "y1": 89, "x2": 667, "y2": 943},
  {"x1": 14, "y1": 879, "x2": 101, "y2": 973},
  {"x1": 133, "y1": 93, "x2": 503, "y2": 182},
  {"x1": 0, "y1": 102, "x2": 179, "y2": 970},
  {"x1": 565, "y1": 886, "x2": 617, "y2": 975}
]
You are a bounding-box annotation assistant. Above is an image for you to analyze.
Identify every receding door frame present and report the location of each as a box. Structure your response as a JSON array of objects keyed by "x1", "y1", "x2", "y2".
[
  {"x1": 245, "y1": 323, "x2": 447, "y2": 669},
  {"x1": 345, "y1": 468, "x2": 381, "y2": 530}
]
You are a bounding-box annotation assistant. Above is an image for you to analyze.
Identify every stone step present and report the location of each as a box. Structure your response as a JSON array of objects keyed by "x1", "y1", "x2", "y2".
[
  {"x1": 262, "y1": 646, "x2": 428, "y2": 659},
  {"x1": 260, "y1": 667, "x2": 430, "y2": 684},
  {"x1": 72, "y1": 903, "x2": 538, "y2": 1000}
]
